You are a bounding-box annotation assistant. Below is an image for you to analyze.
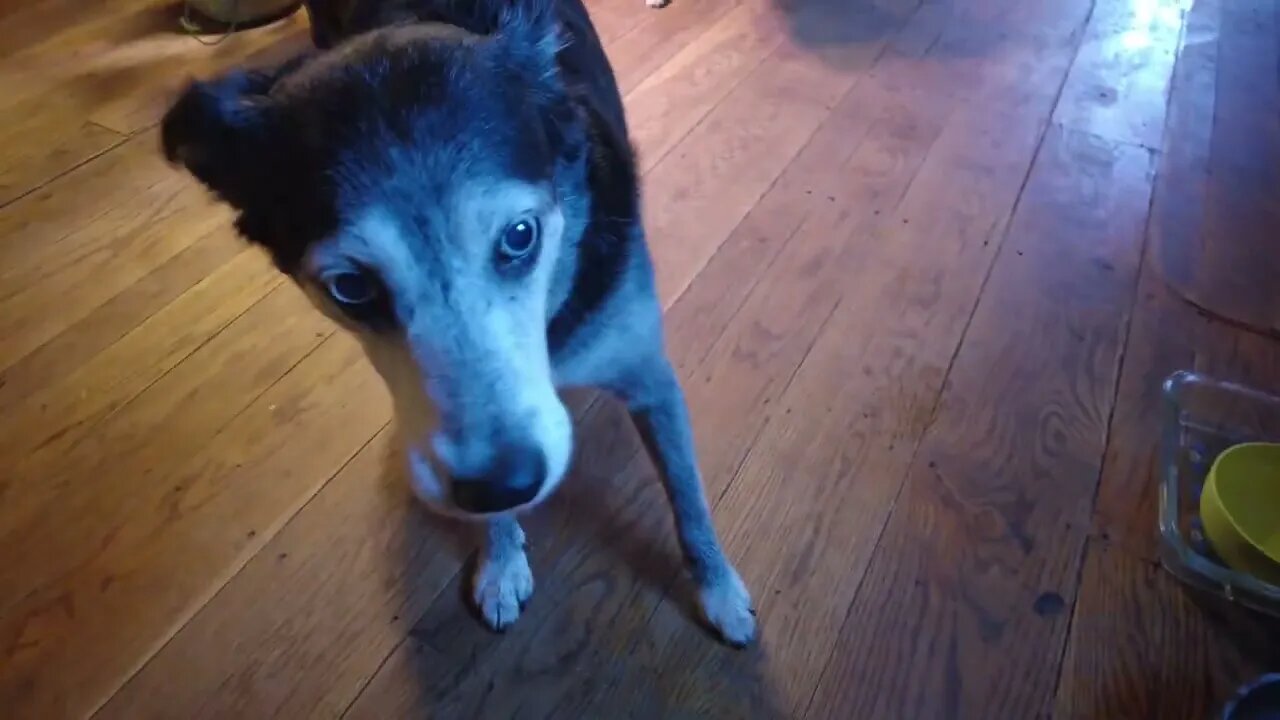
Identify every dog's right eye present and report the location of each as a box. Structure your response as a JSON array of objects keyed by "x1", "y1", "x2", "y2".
[{"x1": 326, "y1": 270, "x2": 378, "y2": 305}]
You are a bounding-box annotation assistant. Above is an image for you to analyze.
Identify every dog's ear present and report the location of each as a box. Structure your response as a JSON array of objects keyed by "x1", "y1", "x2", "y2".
[
  {"x1": 161, "y1": 70, "x2": 279, "y2": 209},
  {"x1": 486, "y1": 0, "x2": 584, "y2": 162},
  {"x1": 489, "y1": 0, "x2": 564, "y2": 84}
]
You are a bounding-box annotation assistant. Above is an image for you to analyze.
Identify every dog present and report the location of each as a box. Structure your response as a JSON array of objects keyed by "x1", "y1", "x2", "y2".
[{"x1": 160, "y1": 0, "x2": 754, "y2": 645}]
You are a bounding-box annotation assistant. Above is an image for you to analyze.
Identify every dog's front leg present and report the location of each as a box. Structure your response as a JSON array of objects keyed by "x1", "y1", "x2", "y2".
[
  {"x1": 623, "y1": 360, "x2": 756, "y2": 646},
  {"x1": 471, "y1": 515, "x2": 534, "y2": 631}
]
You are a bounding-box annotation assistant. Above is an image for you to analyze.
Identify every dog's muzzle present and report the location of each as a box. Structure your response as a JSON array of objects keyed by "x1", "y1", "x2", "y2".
[{"x1": 446, "y1": 441, "x2": 547, "y2": 514}]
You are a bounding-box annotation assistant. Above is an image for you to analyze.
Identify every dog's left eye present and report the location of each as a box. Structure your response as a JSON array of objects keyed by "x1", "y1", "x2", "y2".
[
  {"x1": 321, "y1": 268, "x2": 395, "y2": 330},
  {"x1": 497, "y1": 218, "x2": 540, "y2": 262},
  {"x1": 325, "y1": 270, "x2": 378, "y2": 305}
]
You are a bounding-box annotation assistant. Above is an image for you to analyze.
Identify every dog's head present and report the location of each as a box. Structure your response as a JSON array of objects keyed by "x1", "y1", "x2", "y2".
[{"x1": 162, "y1": 7, "x2": 590, "y2": 517}]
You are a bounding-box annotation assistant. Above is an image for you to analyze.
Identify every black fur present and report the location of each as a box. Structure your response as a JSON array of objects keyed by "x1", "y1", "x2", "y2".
[
  {"x1": 546, "y1": 109, "x2": 637, "y2": 352},
  {"x1": 161, "y1": 0, "x2": 641, "y2": 348}
]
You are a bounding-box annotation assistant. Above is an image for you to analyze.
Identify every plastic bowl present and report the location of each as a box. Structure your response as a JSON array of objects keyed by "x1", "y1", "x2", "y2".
[{"x1": 1200, "y1": 442, "x2": 1280, "y2": 586}]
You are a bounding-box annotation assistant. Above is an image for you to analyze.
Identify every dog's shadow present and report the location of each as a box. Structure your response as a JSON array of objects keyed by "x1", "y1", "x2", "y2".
[{"x1": 384, "y1": 396, "x2": 784, "y2": 716}]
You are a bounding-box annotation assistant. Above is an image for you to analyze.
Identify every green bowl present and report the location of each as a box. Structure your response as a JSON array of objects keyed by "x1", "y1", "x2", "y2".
[{"x1": 1200, "y1": 442, "x2": 1280, "y2": 586}]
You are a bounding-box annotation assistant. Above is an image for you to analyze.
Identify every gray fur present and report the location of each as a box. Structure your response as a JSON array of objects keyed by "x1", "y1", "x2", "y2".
[{"x1": 162, "y1": 0, "x2": 752, "y2": 644}]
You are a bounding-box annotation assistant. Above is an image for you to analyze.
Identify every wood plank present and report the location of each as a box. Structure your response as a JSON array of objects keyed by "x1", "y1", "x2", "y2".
[
  {"x1": 0, "y1": 239, "x2": 280, "y2": 469},
  {"x1": 0, "y1": 0, "x2": 179, "y2": 67},
  {"x1": 0, "y1": 0, "x2": 116, "y2": 59},
  {"x1": 0, "y1": 284, "x2": 332, "y2": 618},
  {"x1": 0, "y1": 134, "x2": 236, "y2": 373},
  {"x1": 803, "y1": 124, "x2": 1155, "y2": 718},
  {"x1": 1088, "y1": 0, "x2": 1218, "y2": 558},
  {"x1": 560, "y1": 2, "x2": 1108, "y2": 715},
  {"x1": 0, "y1": 229, "x2": 247, "y2": 414},
  {"x1": 0, "y1": 131, "x2": 192, "y2": 271},
  {"x1": 1055, "y1": 538, "x2": 1280, "y2": 720},
  {"x1": 641, "y1": 0, "x2": 921, "y2": 307},
  {"x1": 659, "y1": 7, "x2": 958, "y2": 379},
  {"x1": 584, "y1": 0, "x2": 659, "y2": 45},
  {"x1": 624, "y1": 0, "x2": 788, "y2": 174},
  {"x1": 0, "y1": 112, "x2": 124, "y2": 207},
  {"x1": 1052, "y1": 0, "x2": 1187, "y2": 149},
  {"x1": 0, "y1": 5, "x2": 307, "y2": 129},
  {"x1": 90, "y1": 428, "x2": 435, "y2": 720},
  {"x1": 1089, "y1": 266, "x2": 1195, "y2": 559},
  {"x1": 0, "y1": 334, "x2": 388, "y2": 720},
  {"x1": 607, "y1": 0, "x2": 741, "y2": 96}
]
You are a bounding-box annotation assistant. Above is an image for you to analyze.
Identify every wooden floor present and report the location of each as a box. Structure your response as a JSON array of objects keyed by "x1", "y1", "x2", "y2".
[{"x1": 2, "y1": 0, "x2": 1278, "y2": 717}]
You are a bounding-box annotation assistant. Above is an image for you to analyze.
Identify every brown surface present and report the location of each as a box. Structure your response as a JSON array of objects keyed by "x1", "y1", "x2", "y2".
[
  {"x1": 805, "y1": 120, "x2": 1154, "y2": 718},
  {"x1": 1056, "y1": 539, "x2": 1280, "y2": 720},
  {"x1": 1, "y1": 0, "x2": 1278, "y2": 718},
  {"x1": 1154, "y1": 0, "x2": 1280, "y2": 336}
]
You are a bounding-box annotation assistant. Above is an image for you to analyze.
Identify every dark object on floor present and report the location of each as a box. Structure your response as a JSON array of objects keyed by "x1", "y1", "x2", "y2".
[
  {"x1": 1222, "y1": 674, "x2": 1280, "y2": 720},
  {"x1": 184, "y1": 0, "x2": 302, "y2": 27}
]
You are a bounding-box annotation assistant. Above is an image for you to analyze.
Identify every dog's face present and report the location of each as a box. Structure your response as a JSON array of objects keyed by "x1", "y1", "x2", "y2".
[{"x1": 162, "y1": 13, "x2": 590, "y2": 517}]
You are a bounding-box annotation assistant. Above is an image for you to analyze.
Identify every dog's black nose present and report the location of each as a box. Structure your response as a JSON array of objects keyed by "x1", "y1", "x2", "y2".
[{"x1": 449, "y1": 443, "x2": 546, "y2": 514}]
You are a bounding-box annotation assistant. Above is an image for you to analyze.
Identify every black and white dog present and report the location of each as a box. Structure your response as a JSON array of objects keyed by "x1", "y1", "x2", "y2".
[{"x1": 161, "y1": 0, "x2": 754, "y2": 645}]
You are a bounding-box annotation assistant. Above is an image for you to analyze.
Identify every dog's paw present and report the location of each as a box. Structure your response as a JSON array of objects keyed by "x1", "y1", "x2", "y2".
[
  {"x1": 646, "y1": 0, "x2": 671, "y2": 8},
  {"x1": 471, "y1": 550, "x2": 534, "y2": 632},
  {"x1": 697, "y1": 568, "x2": 756, "y2": 647}
]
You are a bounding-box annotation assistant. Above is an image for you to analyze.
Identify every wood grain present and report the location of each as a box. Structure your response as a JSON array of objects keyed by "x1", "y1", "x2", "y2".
[
  {"x1": 2, "y1": 0, "x2": 1276, "y2": 718},
  {"x1": 0, "y1": 230, "x2": 249, "y2": 414},
  {"x1": 0, "y1": 130, "x2": 207, "y2": 279},
  {"x1": 0, "y1": 240, "x2": 280, "y2": 468},
  {"x1": 0, "y1": 113, "x2": 124, "y2": 207},
  {"x1": 1052, "y1": 0, "x2": 1186, "y2": 149},
  {"x1": 607, "y1": 0, "x2": 740, "y2": 96},
  {"x1": 0, "y1": 334, "x2": 390, "y2": 719},
  {"x1": 640, "y1": 0, "x2": 921, "y2": 306},
  {"x1": 1056, "y1": 538, "x2": 1280, "y2": 720},
  {"x1": 0, "y1": 135, "x2": 236, "y2": 374},
  {"x1": 623, "y1": 0, "x2": 791, "y2": 174},
  {"x1": 0, "y1": 284, "x2": 331, "y2": 613},
  {"x1": 804, "y1": 123, "x2": 1155, "y2": 718}
]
